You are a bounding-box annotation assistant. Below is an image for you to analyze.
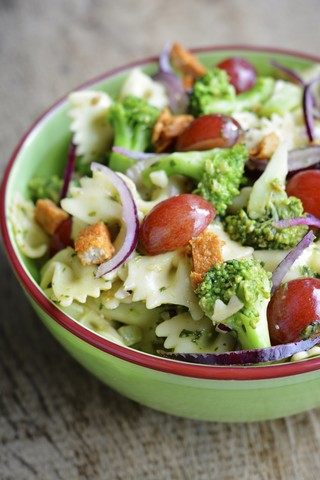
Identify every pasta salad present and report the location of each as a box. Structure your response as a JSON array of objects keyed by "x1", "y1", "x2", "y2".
[{"x1": 11, "y1": 43, "x2": 320, "y2": 365}]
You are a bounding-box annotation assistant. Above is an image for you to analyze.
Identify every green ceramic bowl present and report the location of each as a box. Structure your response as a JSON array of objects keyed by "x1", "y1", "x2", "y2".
[{"x1": 2, "y1": 46, "x2": 320, "y2": 422}]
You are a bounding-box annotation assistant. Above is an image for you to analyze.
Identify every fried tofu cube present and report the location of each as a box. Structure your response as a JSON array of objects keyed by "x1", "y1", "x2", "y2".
[
  {"x1": 35, "y1": 199, "x2": 69, "y2": 235},
  {"x1": 190, "y1": 230, "x2": 224, "y2": 289},
  {"x1": 152, "y1": 107, "x2": 194, "y2": 153},
  {"x1": 170, "y1": 42, "x2": 207, "y2": 79},
  {"x1": 75, "y1": 221, "x2": 115, "y2": 266}
]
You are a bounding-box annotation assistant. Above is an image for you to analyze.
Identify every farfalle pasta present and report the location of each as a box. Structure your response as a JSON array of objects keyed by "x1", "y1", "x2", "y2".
[
  {"x1": 40, "y1": 247, "x2": 112, "y2": 306},
  {"x1": 69, "y1": 90, "x2": 113, "y2": 161},
  {"x1": 11, "y1": 193, "x2": 49, "y2": 258}
]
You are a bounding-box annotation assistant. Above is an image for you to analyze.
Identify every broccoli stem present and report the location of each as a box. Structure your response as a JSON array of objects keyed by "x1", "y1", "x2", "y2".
[
  {"x1": 141, "y1": 145, "x2": 247, "y2": 216},
  {"x1": 109, "y1": 151, "x2": 132, "y2": 172},
  {"x1": 107, "y1": 96, "x2": 160, "y2": 173},
  {"x1": 232, "y1": 302, "x2": 271, "y2": 350},
  {"x1": 109, "y1": 126, "x2": 151, "y2": 173},
  {"x1": 234, "y1": 77, "x2": 275, "y2": 112},
  {"x1": 142, "y1": 150, "x2": 205, "y2": 187}
]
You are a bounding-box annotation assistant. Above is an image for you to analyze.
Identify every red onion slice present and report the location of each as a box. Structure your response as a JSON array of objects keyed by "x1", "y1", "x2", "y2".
[
  {"x1": 158, "y1": 42, "x2": 172, "y2": 73},
  {"x1": 269, "y1": 61, "x2": 320, "y2": 144},
  {"x1": 59, "y1": 142, "x2": 77, "y2": 203},
  {"x1": 152, "y1": 43, "x2": 188, "y2": 113},
  {"x1": 271, "y1": 230, "x2": 315, "y2": 293},
  {"x1": 270, "y1": 60, "x2": 305, "y2": 86},
  {"x1": 112, "y1": 146, "x2": 155, "y2": 161},
  {"x1": 287, "y1": 145, "x2": 320, "y2": 174},
  {"x1": 303, "y1": 76, "x2": 320, "y2": 142},
  {"x1": 273, "y1": 213, "x2": 320, "y2": 229},
  {"x1": 158, "y1": 336, "x2": 320, "y2": 365},
  {"x1": 91, "y1": 162, "x2": 139, "y2": 277}
]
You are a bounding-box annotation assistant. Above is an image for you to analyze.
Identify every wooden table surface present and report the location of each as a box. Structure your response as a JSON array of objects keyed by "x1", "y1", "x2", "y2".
[{"x1": 1, "y1": 1, "x2": 320, "y2": 478}]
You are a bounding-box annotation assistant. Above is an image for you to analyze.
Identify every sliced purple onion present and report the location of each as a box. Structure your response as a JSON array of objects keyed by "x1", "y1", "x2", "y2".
[
  {"x1": 287, "y1": 145, "x2": 320, "y2": 174},
  {"x1": 91, "y1": 162, "x2": 139, "y2": 277},
  {"x1": 59, "y1": 142, "x2": 77, "y2": 204},
  {"x1": 216, "y1": 323, "x2": 232, "y2": 333},
  {"x1": 270, "y1": 61, "x2": 320, "y2": 144},
  {"x1": 303, "y1": 76, "x2": 320, "y2": 142},
  {"x1": 270, "y1": 60, "x2": 305, "y2": 86},
  {"x1": 271, "y1": 230, "x2": 315, "y2": 293},
  {"x1": 273, "y1": 213, "x2": 320, "y2": 230},
  {"x1": 158, "y1": 42, "x2": 172, "y2": 73},
  {"x1": 112, "y1": 146, "x2": 155, "y2": 161},
  {"x1": 159, "y1": 336, "x2": 319, "y2": 365},
  {"x1": 152, "y1": 43, "x2": 188, "y2": 113}
]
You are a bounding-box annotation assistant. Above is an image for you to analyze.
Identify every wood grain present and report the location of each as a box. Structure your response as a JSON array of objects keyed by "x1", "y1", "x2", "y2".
[{"x1": 1, "y1": 0, "x2": 320, "y2": 478}]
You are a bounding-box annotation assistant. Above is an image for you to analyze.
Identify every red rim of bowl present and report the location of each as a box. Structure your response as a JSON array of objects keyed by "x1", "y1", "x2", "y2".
[{"x1": 2, "y1": 45, "x2": 320, "y2": 382}]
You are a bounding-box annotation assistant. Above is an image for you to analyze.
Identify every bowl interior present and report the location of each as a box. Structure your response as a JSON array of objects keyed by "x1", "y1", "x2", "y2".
[{"x1": 2, "y1": 46, "x2": 320, "y2": 380}]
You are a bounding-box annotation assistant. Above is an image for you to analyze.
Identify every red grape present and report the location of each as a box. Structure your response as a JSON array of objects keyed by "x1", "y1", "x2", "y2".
[
  {"x1": 139, "y1": 194, "x2": 215, "y2": 255},
  {"x1": 267, "y1": 278, "x2": 320, "y2": 344},
  {"x1": 216, "y1": 57, "x2": 257, "y2": 93},
  {"x1": 286, "y1": 170, "x2": 320, "y2": 217},
  {"x1": 175, "y1": 114, "x2": 242, "y2": 152}
]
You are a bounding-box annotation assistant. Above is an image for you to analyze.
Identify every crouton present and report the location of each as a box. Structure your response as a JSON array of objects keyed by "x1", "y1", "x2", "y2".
[
  {"x1": 249, "y1": 132, "x2": 280, "y2": 160},
  {"x1": 35, "y1": 199, "x2": 69, "y2": 235},
  {"x1": 190, "y1": 230, "x2": 224, "y2": 289},
  {"x1": 152, "y1": 107, "x2": 194, "y2": 153},
  {"x1": 170, "y1": 42, "x2": 207, "y2": 80},
  {"x1": 182, "y1": 74, "x2": 195, "y2": 90},
  {"x1": 75, "y1": 221, "x2": 115, "y2": 266}
]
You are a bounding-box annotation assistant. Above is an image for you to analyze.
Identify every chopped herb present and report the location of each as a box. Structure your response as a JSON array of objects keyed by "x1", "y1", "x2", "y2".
[
  {"x1": 179, "y1": 329, "x2": 202, "y2": 343},
  {"x1": 19, "y1": 205, "x2": 27, "y2": 215},
  {"x1": 179, "y1": 329, "x2": 193, "y2": 338},
  {"x1": 300, "y1": 265, "x2": 320, "y2": 279}
]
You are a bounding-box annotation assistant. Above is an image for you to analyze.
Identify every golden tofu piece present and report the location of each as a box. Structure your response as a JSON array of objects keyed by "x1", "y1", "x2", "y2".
[
  {"x1": 170, "y1": 42, "x2": 207, "y2": 79},
  {"x1": 75, "y1": 221, "x2": 115, "y2": 266},
  {"x1": 250, "y1": 132, "x2": 280, "y2": 160},
  {"x1": 152, "y1": 107, "x2": 194, "y2": 153},
  {"x1": 190, "y1": 230, "x2": 224, "y2": 289},
  {"x1": 35, "y1": 199, "x2": 69, "y2": 235}
]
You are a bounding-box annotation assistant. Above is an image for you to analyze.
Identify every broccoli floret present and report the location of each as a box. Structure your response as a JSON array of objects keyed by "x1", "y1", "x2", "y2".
[
  {"x1": 28, "y1": 175, "x2": 63, "y2": 204},
  {"x1": 195, "y1": 259, "x2": 272, "y2": 350},
  {"x1": 224, "y1": 143, "x2": 308, "y2": 249},
  {"x1": 189, "y1": 68, "x2": 236, "y2": 116},
  {"x1": 141, "y1": 144, "x2": 248, "y2": 216},
  {"x1": 189, "y1": 68, "x2": 275, "y2": 116},
  {"x1": 108, "y1": 95, "x2": 160, "y2": 172},
  {"x1": 224, "y1": 197, "x2": 307, "y2": 249}
]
